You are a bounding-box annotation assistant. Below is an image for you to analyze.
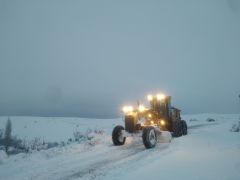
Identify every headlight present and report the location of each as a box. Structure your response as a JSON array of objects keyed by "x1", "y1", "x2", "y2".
[
  {"x1": 122, "y1": 106, "x2": 128, "y2": 113},
  {"x1": 147, "y1": 94, "x2": 153, "y2": 101},
  {"x1": 122, "y1": 106, "x2": 133, "y2": 113},
  {"x1": 128, "y1": 106, "x2": 133, "y2": 112},
  {"x1": 157, "y1": 94, "x2": 165, "y2": 101},
  {"x1": 138, "y1": 105, "x2": 145, "y2": 112},
  {"x1": 160, "y1": 120, "x2": 166, "y2": 125}
]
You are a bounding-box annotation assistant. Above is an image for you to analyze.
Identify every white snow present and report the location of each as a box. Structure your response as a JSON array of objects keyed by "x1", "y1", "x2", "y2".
[
  {"x1": 0, "y1": 116, "x2": 122, "y2": 142},
  {"x1": 0, "y1": 114, "x2": 239, "y2": 180}
]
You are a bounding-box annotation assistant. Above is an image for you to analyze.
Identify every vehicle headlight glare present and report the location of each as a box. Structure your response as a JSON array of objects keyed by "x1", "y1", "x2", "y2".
[
  {"x1": 157, "y1": 94, "x2": 166, "y2": 101},
  {"x1": 160, "y1": 120, "x2": 165, "y2": 125},
  {"x1": 147, "y1": 94, "x2": 153, "y2": 101}
]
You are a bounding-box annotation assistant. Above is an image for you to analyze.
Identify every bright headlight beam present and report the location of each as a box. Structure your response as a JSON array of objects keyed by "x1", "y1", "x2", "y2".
[
  {"x1": 122, "y1": 106, "x2": 129, "y2": 113},
  {"x1": 160, "y1": 120, "x2": 165, "y2": 125},
  {"x1": 128, "y1": 106, "x2": 133, "y2": 112},
  {"x1": 147, "y1": 94, "x2": 153, "y2": 101},
  {"x1": 138, "y1": 105, "x2": 145, "y2": 112},
  {"x1": 122, "y1": 106, "x2": 134, "y2": 113},
  {"x1": 157, "y1": 93, "x2": 166, "y2": 100}
]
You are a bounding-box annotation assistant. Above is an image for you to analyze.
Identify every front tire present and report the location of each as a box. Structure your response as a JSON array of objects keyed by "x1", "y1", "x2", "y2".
[
  {"x1": 142, "y1": 126, "x2": 157, "y2": 149},
  {"x1": 112, "y1": 125, "x2": 126, "y2": 145}
]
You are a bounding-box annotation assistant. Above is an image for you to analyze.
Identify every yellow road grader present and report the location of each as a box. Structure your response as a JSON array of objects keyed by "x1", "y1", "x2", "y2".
[{"x1": 112, "y1": 94, "x2": 187, "y2": 148}]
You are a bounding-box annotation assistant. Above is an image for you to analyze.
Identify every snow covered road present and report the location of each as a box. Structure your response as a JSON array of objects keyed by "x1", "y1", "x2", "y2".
[{"x1": 0, "y1": 114, "x2": 239, "y2": 180}]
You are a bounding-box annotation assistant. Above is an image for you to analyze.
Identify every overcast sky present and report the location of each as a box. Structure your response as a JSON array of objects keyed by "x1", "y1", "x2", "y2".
[{"x1": 0, "y1": 0, "x2": 240, "y2": 118}]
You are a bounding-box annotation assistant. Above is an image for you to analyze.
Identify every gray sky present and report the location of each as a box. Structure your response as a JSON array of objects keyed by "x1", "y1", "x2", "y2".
[{"x1": 0, "y1": 0, "x2": 240, "y2": 118}]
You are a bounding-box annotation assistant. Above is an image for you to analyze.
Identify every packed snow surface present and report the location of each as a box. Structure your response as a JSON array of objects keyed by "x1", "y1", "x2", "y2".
[{"x1": 0, "y1": 114, "x2": 239, "y2": 180}]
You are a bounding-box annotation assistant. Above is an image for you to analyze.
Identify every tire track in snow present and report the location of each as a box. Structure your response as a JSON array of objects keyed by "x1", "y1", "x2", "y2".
[
  {"x1": 31, "y1": 138, "x2": 146, "y2": 180},
  {"x1": 63, "y1": 141, "x2": 145, "y2": 180},
  {"x1": 65, "y1": 146, "x2": 144, "y2": 180},
  {"x1": 64, "y1": 141, "x2": 171, "y2": 180}
]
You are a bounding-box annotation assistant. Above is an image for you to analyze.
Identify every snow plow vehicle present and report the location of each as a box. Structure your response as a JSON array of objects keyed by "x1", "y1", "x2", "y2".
[{"x1": 112, "y1": 94, "x2": 187, "y2": 148}]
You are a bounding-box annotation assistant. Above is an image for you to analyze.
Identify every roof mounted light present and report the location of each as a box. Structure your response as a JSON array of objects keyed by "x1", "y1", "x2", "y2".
[
  {"x1": 157, "y1": 93, "x2": 166, "y2": 101},
  {"x1": 138, "y1": 105, "x2": 145, "y2": 112},
  {"x1": 122, "y1": 106, "x2": 133, "y2": 113},
  {"x1": 147, "y1": 94, "x2": 153, "y2": 101}
]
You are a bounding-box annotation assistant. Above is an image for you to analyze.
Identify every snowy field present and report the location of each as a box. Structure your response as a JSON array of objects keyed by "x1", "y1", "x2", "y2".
[{"x1": 0, "y1": 114, "x2": 240, "y2": 180}]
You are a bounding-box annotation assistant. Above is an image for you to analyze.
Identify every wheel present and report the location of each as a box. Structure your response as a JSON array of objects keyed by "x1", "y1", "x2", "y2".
[
  {"x1": 142, "y1": 126, "x2": 157, "y2": 149},
  {"x1": 181, "y1": 120, "x2": 188, "y2": 135},
  {"x1": 172, "y1": 120, "x2": 183, "y2": 137},
  {"x1": 112, "y1": 125, "x2": 126, "y2": 145}
]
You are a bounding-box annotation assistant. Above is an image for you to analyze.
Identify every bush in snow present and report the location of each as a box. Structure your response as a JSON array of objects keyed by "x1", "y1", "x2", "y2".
[
  {"x1": 230, "y1": 121, "x2": 240, "y2": 132},
  {"x1": 189, "y1": 118, "x2": 198, "y2": 122},
  {"x1": 3, "y1": 118, "x2": 12, "y2": 153},
  {"x1": 28, "y1": 137, "x2": 48, "y2": 151},
  {"x1": 46, "y1": 142, "x2": 59, "y2": 149},
  {"x1": 10, "y1": 136, "x2": 26, "y2": 153},
  {"x1": 73, "y1": 130, "x2": 86, "y2": 142},
  {"x1": 14, "y1": 138, "x2": 60, "y2": 153},
  {"x1": 86, "y1": 128, "x2": 94, "y2": 140},
  {"x1": 94, "y1": 129, "x2": 104, "y2": 135},
  {"x1": 0, "y1": 129, "x2": 4, "y2": 149},
  {"x1": 0, "y1": 118, "x2": 26, "y2": 154},
  {"x1": 73, "y1": 128, "x2": 105, "y2": 145},
  {"x1": 1, "y1": 135, "x2": 59, "y2": 155},
  {"x1": 4, "y1": 137, "x2": 45, "y2": 154},
  {"x1": 0, "y1": 129, "x2": 3, "y2": 139},
  {"x1": 206, "y1": 118, "x2": 215, "y2": 122}
]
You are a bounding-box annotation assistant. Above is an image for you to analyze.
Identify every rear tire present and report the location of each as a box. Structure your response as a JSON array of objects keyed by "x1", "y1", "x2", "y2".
[
  {"x1": 172, "y1": 120, "x2": 183, "y2": 137},
  {"x1": 112, "y1": 125, "x2": 126, "y2": 145},
  {"x1": 182, "y1": 120, "x2": 188, "y2": 135},
  {"x1": 142, "y1": 126, "x2": 157, "y2": 149}
]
